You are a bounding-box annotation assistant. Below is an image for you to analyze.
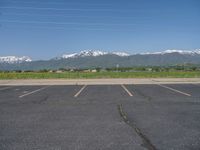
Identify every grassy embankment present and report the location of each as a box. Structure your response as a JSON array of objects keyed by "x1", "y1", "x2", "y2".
[{"x1": 0, "y1": 71, "x2": 200, "y2": 79}]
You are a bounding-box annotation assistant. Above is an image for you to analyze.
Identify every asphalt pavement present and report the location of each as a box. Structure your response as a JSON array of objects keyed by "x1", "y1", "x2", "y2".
[{"x1": 0, "y1": 84, "x2": 200, "y2": 150}]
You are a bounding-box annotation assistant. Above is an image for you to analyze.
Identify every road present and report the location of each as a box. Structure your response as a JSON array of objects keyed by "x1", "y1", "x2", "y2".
[{"x1": 0, "y1": 84, "x2": 200, "y2": 150}]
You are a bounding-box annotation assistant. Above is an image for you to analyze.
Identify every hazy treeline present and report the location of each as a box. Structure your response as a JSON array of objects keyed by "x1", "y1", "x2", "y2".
[{"x1": 0, "y1": 64, "x2": 200, "y2": 73}]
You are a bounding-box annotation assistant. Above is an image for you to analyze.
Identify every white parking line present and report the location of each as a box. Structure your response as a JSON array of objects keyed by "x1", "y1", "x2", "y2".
[
  {"x1": 121, "y1": 84, "x2": 133, "y2": 97},
  {"x1": 157, "y1": 84, "x2": 191, "y2": 97},
  {"x1": 19, "y1": 86, "x2": 50, "y2": 98},
  {"x1": 0, "y1": 86, "x2": 12, "y2": 91},
  {"x1": 74, "y1": 85, "x2": 87, "y2": 98}
]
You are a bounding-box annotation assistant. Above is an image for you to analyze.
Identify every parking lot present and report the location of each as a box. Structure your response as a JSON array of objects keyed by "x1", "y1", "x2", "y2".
[{"x1": 0, "y1": 84, "x2": 200, "y2": 150}]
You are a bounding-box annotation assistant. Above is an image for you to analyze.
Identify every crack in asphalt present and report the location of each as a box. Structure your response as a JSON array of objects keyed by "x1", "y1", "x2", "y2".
[
  {"x1": 131, "y1": 86, "x2": 152, "y2": 102},
  {"x1": 118, "y1": 104, "x2": 157, "y2": 150}
]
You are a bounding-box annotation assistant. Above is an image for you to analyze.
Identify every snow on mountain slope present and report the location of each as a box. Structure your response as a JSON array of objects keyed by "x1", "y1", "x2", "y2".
[
  {"x1": 141, "y1": 49, "x2": 200, "y2": 55},
  {"x1": 112, "y1": 52, "x2": 130, "y2": 56},
  {"x1": 2, "y1": 49, "x2": 200, "y2": 64},
  {"x1": 62, "y1": 49, "x2": 200, "y2": 59},
  {"x1": 62, "y1": 50, "x2": 130, "y2": 59},
  {"x1": 62, "y1": 53, "x2": 78, "y2": 59},
  {"x1": 0, "y1": 56, "x2": 32, "y2": 64}
]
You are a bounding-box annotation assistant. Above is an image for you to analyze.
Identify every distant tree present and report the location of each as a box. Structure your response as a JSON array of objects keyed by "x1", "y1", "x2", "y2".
[
  {"x1": 24, "y1": 70, "x2": 33, "y2": 72},
  {"x1": 14, "y1": 70, "x2": 22, "y2": 73},
  {"x1": 191, "y1": 66, "x2": 197, "y2": 71},
  {"x1": 152, "y1": 67, "x2": 160, "y2": 72},
  {"x1": 95, "y1": 67, "x2": 101, "y2": 72},
  {"x1": 39, "y1": 69, "x2": 48, "y2": 73}
]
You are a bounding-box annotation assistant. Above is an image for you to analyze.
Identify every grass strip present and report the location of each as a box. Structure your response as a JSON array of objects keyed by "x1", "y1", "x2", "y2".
[{"x1": 0, "y1": 71, "x2": 200, "y2": 79}]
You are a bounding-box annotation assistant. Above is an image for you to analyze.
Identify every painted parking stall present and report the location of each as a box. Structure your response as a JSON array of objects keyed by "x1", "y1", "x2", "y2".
[{"x1": 0, "y1": 84, "x2": 200, "y2": 150}]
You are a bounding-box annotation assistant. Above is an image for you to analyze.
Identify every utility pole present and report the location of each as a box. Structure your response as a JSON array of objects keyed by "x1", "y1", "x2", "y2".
[{"x1": 116, "y1": 64, "x2": 119, "y2": 72}]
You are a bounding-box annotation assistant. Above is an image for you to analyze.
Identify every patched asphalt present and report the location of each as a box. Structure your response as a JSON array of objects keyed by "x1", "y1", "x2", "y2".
[{"x1": 0, "y1": 84, "x2": 200, "y2": 150}]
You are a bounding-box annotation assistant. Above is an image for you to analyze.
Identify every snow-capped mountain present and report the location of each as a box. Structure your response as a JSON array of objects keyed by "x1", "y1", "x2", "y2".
[
  {"x1": 1, "y1": 49, "x2": 200, "y2": 70},
  {"x1": 0, "y1": 56, "x2": 32, "y2": 64},
  {"x1": 141, "y1": 49, "x2": 200, "y2": 55},
  {"x1": 62, "y1": 50, "x2": 130, "y2": 59},
  {"x1": 62, "y1": 49, "x2": 200, "y2": 59},
  {"x1": 111, "y1": 52, "x2": 130, "y2": 56}
]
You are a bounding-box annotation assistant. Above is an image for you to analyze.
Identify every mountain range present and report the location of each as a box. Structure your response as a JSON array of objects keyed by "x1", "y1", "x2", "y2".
[
  {"x1": 0, "y1": 49, "x2": 200, "y2": 70},
  {"x1": 0, "y1": 56, "x2": 32, "y2": 64},
  {"x1": 61, "y1": 50, "x2": 130, "y2": 59}
]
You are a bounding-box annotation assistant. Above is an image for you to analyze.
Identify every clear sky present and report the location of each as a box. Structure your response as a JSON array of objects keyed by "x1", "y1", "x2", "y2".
[{"x1": 0, "y1": 0, "x2": 199, "y2": 60}]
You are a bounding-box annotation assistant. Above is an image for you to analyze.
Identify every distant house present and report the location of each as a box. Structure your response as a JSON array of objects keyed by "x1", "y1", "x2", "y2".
[
  {"x1": 91, "y1": 69, "x2": 97, "y2": 73},
  {"x1": 147, "y1": 68, "x2": 152, "y2": 71},
  {"x1": 83, "y1": 69, "x2": 90, "y2": 72},
  {"x1": 56, "y1": 70, "x2": 63, "y2": 73}
]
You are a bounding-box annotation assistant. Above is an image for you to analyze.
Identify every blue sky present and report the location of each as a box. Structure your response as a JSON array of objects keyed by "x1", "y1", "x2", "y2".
[{"x1": 0, "y1": 0, "x2": 199, "y2": 60}]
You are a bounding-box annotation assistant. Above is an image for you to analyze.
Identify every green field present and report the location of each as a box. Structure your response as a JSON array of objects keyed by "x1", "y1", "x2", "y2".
[{"x1": 0, "y1": 71, "x2": 200, "y2": 79}]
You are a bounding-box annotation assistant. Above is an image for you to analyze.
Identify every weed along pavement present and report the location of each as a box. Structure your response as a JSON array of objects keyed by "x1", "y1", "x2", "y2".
[{"x1": 0, "y1": 81, "x2": 200, "y2": 149}]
